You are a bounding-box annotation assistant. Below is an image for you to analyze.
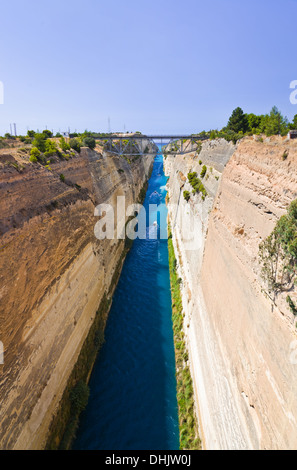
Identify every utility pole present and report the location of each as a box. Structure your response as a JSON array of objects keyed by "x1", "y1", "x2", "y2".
[
  {"x1": 13, "y1": 123, "x2": 17, "y2": 137},
  {"x1": 108, "y1": 117, "x2": 111, "y2": 134}
]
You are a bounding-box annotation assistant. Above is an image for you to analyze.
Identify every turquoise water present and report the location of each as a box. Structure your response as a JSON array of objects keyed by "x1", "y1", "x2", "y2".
[{"x1": 73, "y1": 154, "x2": 179, "y2": 450}]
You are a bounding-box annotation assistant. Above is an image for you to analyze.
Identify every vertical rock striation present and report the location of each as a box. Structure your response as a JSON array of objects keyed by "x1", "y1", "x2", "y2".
[
  {"x1": 165, "y1": 136, "x2": 297, "y2": 450},
  {"x1": 0, "y1": 146, "x2": 154, "y2": 449}
]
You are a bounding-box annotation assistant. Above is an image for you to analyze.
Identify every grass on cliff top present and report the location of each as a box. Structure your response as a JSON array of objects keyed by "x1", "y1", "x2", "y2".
[{"x1": 168, "y1": 226, "x2": 201, "y2": 450}]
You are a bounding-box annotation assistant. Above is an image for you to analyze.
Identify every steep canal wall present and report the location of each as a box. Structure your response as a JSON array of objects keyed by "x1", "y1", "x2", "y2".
[
  {"x1": 164, "y1": 135, "x2": 297, "y2": 450},
  {"x1": 0, "y1": 143, "x2": 154, "y2": 449}
]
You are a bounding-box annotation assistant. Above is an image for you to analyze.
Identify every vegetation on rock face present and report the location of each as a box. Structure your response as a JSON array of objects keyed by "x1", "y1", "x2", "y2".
[
  {"x1": 82, "y1": 136, "x2": 96, "y2": 150},
  {"x1": 70, "y1": 381, "x2": 90, "y2": 415},
  {"x1": 30, "y1": 147, "x2": 41, "y2": 162},
  {"x1": 32, "y1": 133, "x2": 48, "y2": 153},
  {"x1": 196, "y1": 142, "x2": 202, "y2": 155},
  {"x1": 187, "y1": 172, "x2": 207, "y2": 199},
  {"x1": 44, "y1": 139, "x2": 58, "y2": 158},
  {"x1": 168, "y1": 226, "x2": 201, "y2": 450},
  {"x1": 69, "y1": 138, "x2": 81, "y2": 153},
  {"x1": 259, "y1": 199, "x2": 297, "y2": 319},
  {"x1": 183, "y1": 190, "x2": 191, "y2": 202},
  {"x1": 200, "y1": 165, "x2": 207, "y2": 179},
  {"x1": 60, "y1": 136, "x2": 71, "y2": 152},
  {"x1": 46, "y1": 293, "x2": 111, "y2": 450}
]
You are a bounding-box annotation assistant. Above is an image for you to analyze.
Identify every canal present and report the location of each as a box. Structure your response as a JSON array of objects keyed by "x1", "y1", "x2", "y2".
[{"x1": 73, "y1": 153, "x2": 179, "y2": 450}]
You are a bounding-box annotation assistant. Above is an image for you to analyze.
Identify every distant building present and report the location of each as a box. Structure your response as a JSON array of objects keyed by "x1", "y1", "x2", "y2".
[
  {"x1": 288, "y1": 130, "x2": 297, "y2": 139},
  {"x1": 61, "y1": 131, "x2": 69, "y2": 139}
]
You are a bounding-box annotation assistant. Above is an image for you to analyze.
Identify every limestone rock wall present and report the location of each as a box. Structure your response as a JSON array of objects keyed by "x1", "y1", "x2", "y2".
[
  {"x1": 165, "y1": 136, "x2": 297, "y2": 450},
  {"x1": 0, "y1": 146, "x2": 154, "y2": 449}
]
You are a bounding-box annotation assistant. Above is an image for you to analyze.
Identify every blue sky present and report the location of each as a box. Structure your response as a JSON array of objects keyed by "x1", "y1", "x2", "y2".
[{"x1": 0, "y1": 0, "x2": 296, "y2": 135}]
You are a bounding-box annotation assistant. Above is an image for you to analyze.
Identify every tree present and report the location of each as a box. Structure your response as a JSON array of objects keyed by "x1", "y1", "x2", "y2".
[
  {"x1": 83, "y1": 136, "x2": 96, "y2": 150},
  {"x1": 260, "y1": 106, "x2": 288, "y2": 136},
  {"x1": 44, "y1": 139, "x2": 58, "y2": 157},
  {"x1": 289, "y1": 114, "x2": 297, "y2": 130},
  {"x1": 32, "y1": 133, "x2": 48, "y2": 152},
  {"x1": 200, "y1": 165, "x2": 207, "y2": 178},
  {"x1": 4, "y1": 133, "x2": 15, "y2": 139},
  {"x1": 69, "y1": 138, "x2": 81, "y2": 153},
  {"x1": 42, "y1": 129, "x2": 53, "y2": 138},
  {"x1": 226, "y1": 107, "x2": 249, "y2": 133},
  {"x1": 30, "y1": 147, "x2": 41, "y2": 162},
  {"x1": 27, "y1": 130, "x2": 36, "y2": 138},
  {"x1": 183, "y1": 190, "x2": 190, "y2": 202},
  {"x1": 59, "y1": 136, "x2": 70, "y2": 152},
  {"x1": 246, "y1": 113, "x2": 264, "y2": 133},
  {"x1": 259, "y1": 199, "x2": 297, "y2": 309}
]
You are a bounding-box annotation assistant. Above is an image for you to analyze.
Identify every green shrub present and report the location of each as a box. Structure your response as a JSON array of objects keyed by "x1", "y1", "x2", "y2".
[
  {"x1": 60, "y1": 174, "x2": 65, "y2": 182},
  {"x1": 200, "y1": 165, "x2": 207, "y2": 178},
  {"x1": 196, "y1": 142, "x2": 202, "y2": 154},
  {"x1": 187, "y1": 172, "x2": 207, "y2": 198},
  {"x1": 83, "y1": 136, "x2": 96, "y2": 150},
  {"x1": 259, "y1": 199, "x2": 297, "y2": 306},
  {"x1": 167, "y1": 225, "x2": 201, "y2": 450},
  {"x1": 30, "y1": 147, "x2": 41, "y2": 162},
  {"x1": 27, "y1": 130, "x2": 36, "y2": 138},
  {"x1": 282, "y1": 150, "x2": 289, "y2": 161},
  {"x1": 70, "y1": 381, "x2": 90, "y2": 415},
  {"x1": 44, "y1": 139, "x2": 58, "y2": 157},
  {"x1": 286, "y1": 295, "x2": 297, "y2": 316},
  {"x1": 32, "y1": 133, "x2": 48, "y2": 152},
  {"x1": 4, "y1": 133, "x2": 15, "y2": 140},
  {"x1": 69, "y1": 138, "x2": 81, "y2": 153},
  {"x1": 209, "y1": 130, "x2": 217, "y2": 140},
  {"x1": 183, "y1": 190, "x2": 190, "y2": 202},
  {"x1": 42, "y1": 129, "x2": 53, "y2": 138},
  {"x1": 60, "y1": 136, "x2": 70, "y2": 152}
]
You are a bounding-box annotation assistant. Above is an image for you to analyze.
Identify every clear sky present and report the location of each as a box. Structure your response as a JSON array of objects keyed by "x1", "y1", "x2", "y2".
[{"x1": 0, "y1": 0, "x2": 296, "y2": 135}]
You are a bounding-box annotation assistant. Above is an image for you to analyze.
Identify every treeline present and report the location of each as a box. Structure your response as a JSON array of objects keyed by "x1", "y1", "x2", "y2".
[
  {"x1": 0, "y1": 129, "x2": 98, "y2": 152},
  {"x1": 197, "y1": 106, "x2": 297, "y2": 144}
]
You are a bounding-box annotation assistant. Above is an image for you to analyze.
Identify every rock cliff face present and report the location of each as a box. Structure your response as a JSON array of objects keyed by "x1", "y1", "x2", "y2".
[
  {"x1": 0, "y1": 145, "x2": 154, "y2": 449},
  {"x1": 165, "y1": 136, "x2": 297, "y2": 450}
]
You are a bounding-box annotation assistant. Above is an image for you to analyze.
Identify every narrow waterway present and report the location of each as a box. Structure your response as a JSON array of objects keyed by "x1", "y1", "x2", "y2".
[{"x1": 73, "y1": 153, "x2": 179, "y2": 450}]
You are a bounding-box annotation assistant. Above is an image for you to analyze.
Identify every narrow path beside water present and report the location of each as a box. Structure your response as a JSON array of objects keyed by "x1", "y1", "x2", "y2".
[{"x1": 73, "y1": 153, "x2": 179, "y2": 450}]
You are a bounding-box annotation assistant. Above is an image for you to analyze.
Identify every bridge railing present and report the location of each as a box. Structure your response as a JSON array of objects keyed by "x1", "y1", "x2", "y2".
[{"x1": 95, "y1": 134, "x2": 207, "y2": 156}]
